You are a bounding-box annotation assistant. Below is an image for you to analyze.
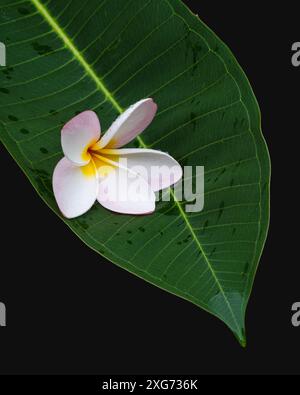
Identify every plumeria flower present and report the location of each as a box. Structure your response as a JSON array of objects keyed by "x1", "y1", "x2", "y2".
[{"x1": 53, "y1": 98, "x2": 182, "y2": 218}]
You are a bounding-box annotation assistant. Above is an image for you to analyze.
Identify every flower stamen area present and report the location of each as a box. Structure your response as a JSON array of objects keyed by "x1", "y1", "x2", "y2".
[{"x1": 81, "y1": 142, "x2": 120, "y2": 179}]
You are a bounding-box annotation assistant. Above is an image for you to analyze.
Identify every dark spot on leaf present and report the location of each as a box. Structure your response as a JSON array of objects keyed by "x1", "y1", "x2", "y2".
[
  {"x1": 214, "y1": 168, "x2": 226, "y2": 183},
  {"x1": 190, "y1": 112, "x2": 197, "y2": 132},
  {"x1": 49, "y1": 109, "x2": 58, "y2": 116},
  {"x1": 210, "y1": 247, "x2": 217, "y2": 256},
  {"x1": 138, "y1": 227, "x2": 145, "y2": 232},
  {"x1": 40, "y1": 147, "x2": 49, "y2": 154},
  {"x1": 232, "y1": 227, "x2": 237, "y2": 236},
  {"x1": 183, "y1": 235, "x2": 191, "y2": 243},
  {"x1": 20, "y1": 128, "x2": 29, "y2": 135},
  {"x1": 8, "y1": 115, "x2": 18, "y2": 121},
  {"x1": 185, "y1": 34, "x2": 203, "y2": 75},
  {"x1": 190, "y1": 95, "x2": 197, "y2": 106},
  {"x1": 177, "y1": 241, "x2": 182, "y2": 245},
  {"x1": 3, "y1": 67, "x2": 14, "y2": 79},
  {"x1": 0, "y1": 88, "x2": 9, "y2": 94},
  {"x1": 127, "y1": 240, "x2": 133, "y2": 245},
  {"x1": 217, "y1": 201, "x2": 225, "y2": 221},
  {"x1": 78, "y1": 221, "x2": 89, "y2": 230},
  {"x1": 32, "y1": 42, "x2": 53, "y2": 56},
  {"x1": 230, "y1": 179, "x2": 235, "y2": 187},
  {"x1": 243, "y1": 262, "x2": 249, "y2": 274},
  {"x1": 18, "y1": 7, "x2": 30, "y2": 15},
  {"x1": 127, "y1": 230, "x2": 132, "y2": 234},
  {"x1": 203, "y1": 220, "x2": 209, "y2": 231}
]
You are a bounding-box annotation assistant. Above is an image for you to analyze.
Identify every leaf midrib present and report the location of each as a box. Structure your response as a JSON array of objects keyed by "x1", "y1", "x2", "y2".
[
  {"x1": 30, "y1": 0, "x2": 242, "y2": 338},
  {"x1": 31, "y1": 0, "x2": 124, "y2": 114}
]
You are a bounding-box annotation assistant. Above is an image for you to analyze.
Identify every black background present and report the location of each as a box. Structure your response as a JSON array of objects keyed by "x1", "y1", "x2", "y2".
[{"x1": 0, "y1": 0, "x2": 299, "y2": 375}]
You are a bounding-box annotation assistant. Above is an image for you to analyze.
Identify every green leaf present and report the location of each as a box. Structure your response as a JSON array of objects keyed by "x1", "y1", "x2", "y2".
[{"x1": 0, "y1": 0, "x2": 270, "y2": 345}]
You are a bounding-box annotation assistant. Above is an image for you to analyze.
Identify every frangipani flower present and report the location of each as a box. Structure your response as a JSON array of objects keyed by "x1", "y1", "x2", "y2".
[{"x1": 53, "y1": 99, "x2": 182, "y2": 218}]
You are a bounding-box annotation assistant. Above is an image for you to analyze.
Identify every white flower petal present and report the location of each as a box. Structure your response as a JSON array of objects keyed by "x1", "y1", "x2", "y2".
[
  {"x1": 97, "y1": 99, "x2": 157, "y2": 149},
  {"x1": 97, "y1": 165, "x2": 156, "y2": 215},
  {"x1": 53, "y1": 158, "x2": 98, "y2": 219},
  {"x1": 101, "y1": 148, "x2": 183, "y2": 192},
  {"x1": 61, "y1": 111, "x2": 101, "y2": 166}
]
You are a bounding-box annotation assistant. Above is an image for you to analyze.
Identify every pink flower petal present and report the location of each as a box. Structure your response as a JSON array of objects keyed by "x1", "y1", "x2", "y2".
[
  {"x1": 97, "y1": 165, "x2": 156, "y2": 215},
  {"x1": 98, "y1": 99, "x2": 157, "y2": 149},
  {"x1": 61, "y1": 111, "x2": 101, "y2": 166},
  {"x1": 53, "y1": 157, "x2": 98, "y2": 219},
  {"x1": 100, "y1": 148, "x2": 183, "y2": 192}
]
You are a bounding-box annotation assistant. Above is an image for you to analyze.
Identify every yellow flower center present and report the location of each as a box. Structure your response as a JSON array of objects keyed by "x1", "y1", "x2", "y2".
[{"x1": 81, "y1": 140, "x2": 119, "y2": 178}]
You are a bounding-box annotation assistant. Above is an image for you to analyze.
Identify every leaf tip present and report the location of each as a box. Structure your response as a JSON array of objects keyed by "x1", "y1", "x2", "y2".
[
  {"x1": 234, "y1": 327, "x2": 247, "y2": 348},
  {"x1": 239, "y1": 337, "x2": 247, "y2": 348}
]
